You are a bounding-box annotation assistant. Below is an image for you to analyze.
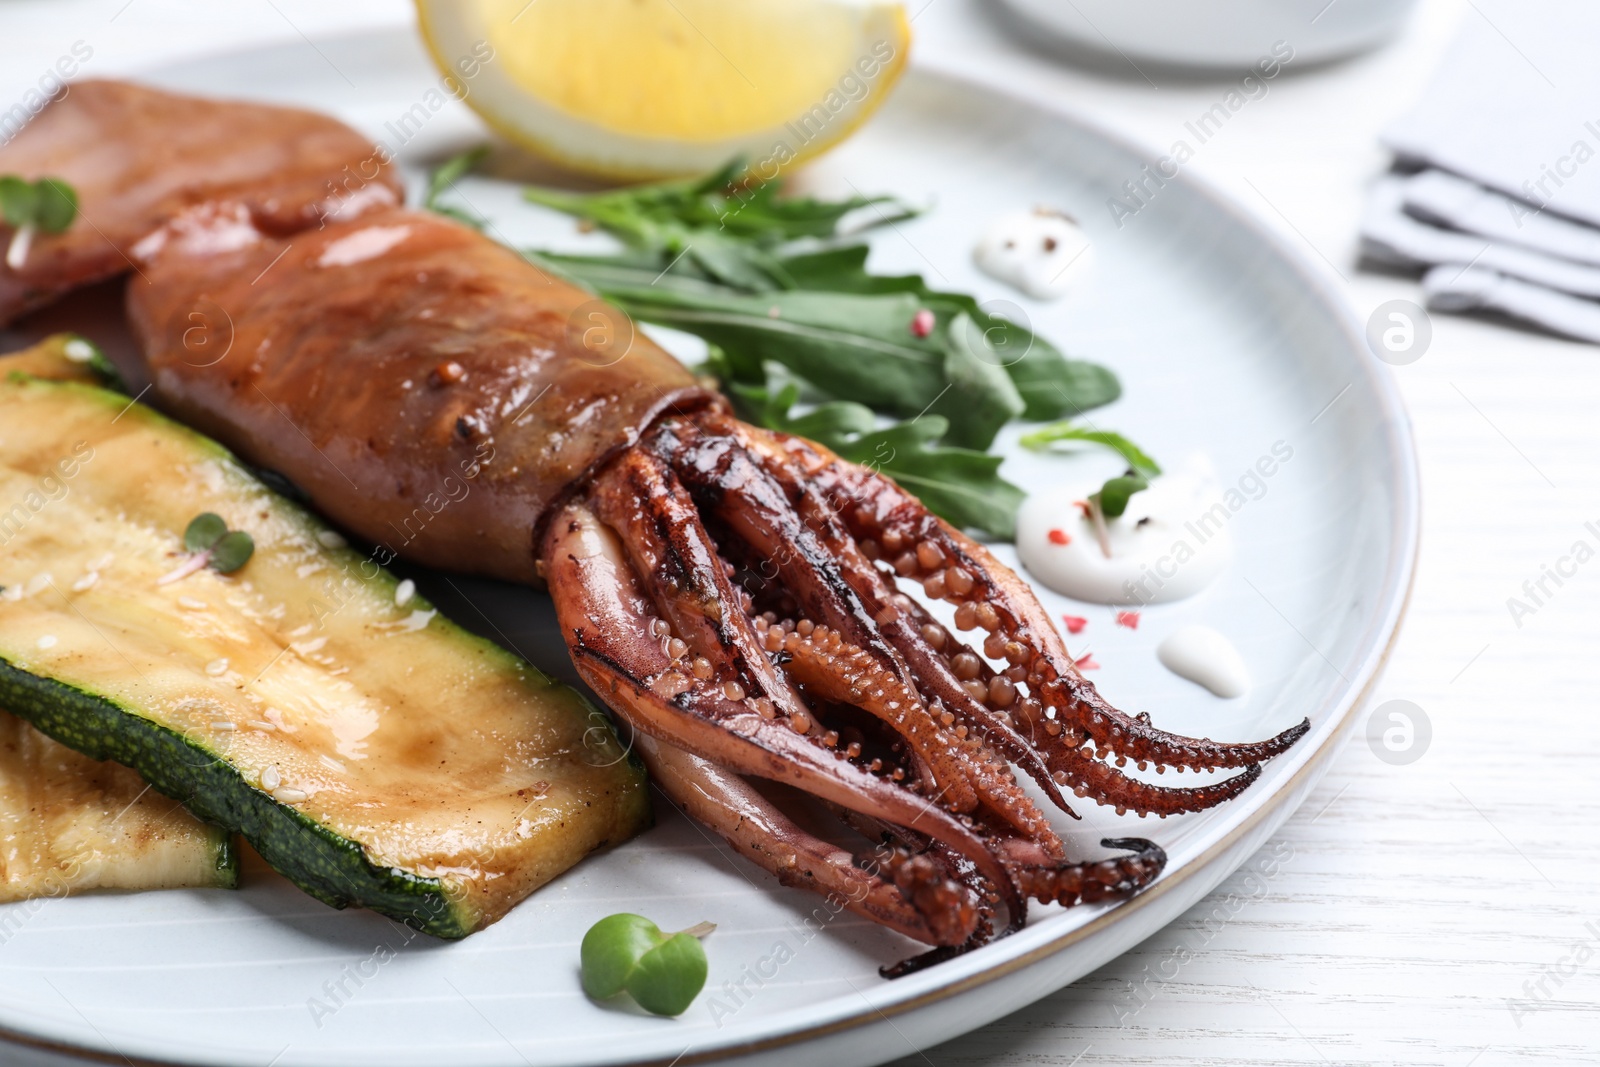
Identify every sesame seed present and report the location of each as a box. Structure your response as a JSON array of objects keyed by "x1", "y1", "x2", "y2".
[
  {"x1": 205, "y1": 658, "x2": 229, "y2": 676},
  {"x1": 37, "y1": 635, "x2": 57, "y2": 649},
  {"x1": 394, "y1": 579, "x2": 415, "y2": 608},
  {"x1": 273, "y1": 788, "x2": 308, "y2": 804},
  {"x1": 316, "y1": 530, "x2": 346, "y2": 549},
  {"x1": 261, "y1": 766, "x2": 281, "y2": 790},
  {"x1": 63, "y1": 339, "x2": 94, "y2": 363},
  {"x1": 71, "y1": 571, "x2": 99, "y2": 592}
]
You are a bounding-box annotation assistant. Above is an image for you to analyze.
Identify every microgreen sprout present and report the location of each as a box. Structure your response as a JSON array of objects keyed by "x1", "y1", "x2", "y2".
[
  {"x1": 581, "y1": 913, "x2": 715, "y2": 1017},
  {"x1": 157, "y1": 513, "x2": 255, "y2": 584},
  {"x1": 0, "y1": 175, "x2": 78, "y2": 270},
  {"x1": 1021, "y1": 421, "x2": 1162, "y2": 555}
]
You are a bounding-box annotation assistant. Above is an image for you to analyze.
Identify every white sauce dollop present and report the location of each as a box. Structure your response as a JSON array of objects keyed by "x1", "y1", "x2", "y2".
[
  {"x1": 973, "y1": 208, "x2": 1093, "y2": 300},
  {"x1": 1157, "y1": 625, "x2": 1251, "y2": 698},
  {"x1": 1015, "y1": 459, "x2": 1232, "y2": 605}
]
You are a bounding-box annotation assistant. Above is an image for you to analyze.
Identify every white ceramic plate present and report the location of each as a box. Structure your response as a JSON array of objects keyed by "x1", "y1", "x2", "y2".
[{"x1": 0, "y1": 30, "x2": 1417, "y2": 1067}]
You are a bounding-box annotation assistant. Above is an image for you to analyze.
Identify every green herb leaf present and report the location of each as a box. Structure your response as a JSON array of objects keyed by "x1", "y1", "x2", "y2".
[
  {"x1": 182, "y1": 513, "x2": 255, "y2": 574},
  {"x1": 581, "y1": 914, "x2": 664, "y2": 1001},
  {"x1": 580, "y1": 913, "x2": 712, "y2": 1017},
  {"x1": 1019, "y1": 422, "x2": 1161, "y2": 477},
  {"x1": 1093, "y1": 472, "x2": 1150, "y2": 519},
  {"x1": 626, "y1": 931, "x2": 711, "y2": 1017},
  {"x1": 521, "y1": 162, "x2": 1127, "y2": 542},
  {"x1": 775, "y1": 243, "x2": 1121, "y2": 419},
  {"x1": 207, "y1": 530, "x2": 255, "y2": 574},
  {"x1": 0, "y1": 176, "x2": 78, "y2": 234},
  {"x1": 928, "y1": 313, "x2": 1026, "y2": 451},
  {"x1": 183, "y1": 513, "x2": 229, "y2": 553},
  {"x1": 423, "y1": 146, "x2": 490, "y2": 231},
  {"x1": 0, "y1": 176, "x2": 37, "y2": 228},
  {"x1": 525, "y1": 158, "x2": 916, "y2": 249},
  {"x1": 33, "y1": 177, "x2": 77, "y2": 234},
  {"x1": 605, "y1": 284, "x2": 949, "y2": 418}
]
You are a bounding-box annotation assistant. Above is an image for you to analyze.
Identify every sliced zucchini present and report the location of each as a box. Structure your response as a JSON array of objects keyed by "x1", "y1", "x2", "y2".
[
  {"x1": 0, "y1": 708, "x2": 236, "y2": 903},
  {"x1": 0, "y1": 354, "x2": 650, "y2": 937},
  {"x1": 0, "y1": 333, "x2": 123, "y2": 391}
]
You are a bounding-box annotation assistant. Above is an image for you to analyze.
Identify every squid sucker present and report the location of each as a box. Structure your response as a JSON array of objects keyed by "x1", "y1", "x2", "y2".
[{"x1": 0, "y1": 80, "x2": 1308, "y2": 973}]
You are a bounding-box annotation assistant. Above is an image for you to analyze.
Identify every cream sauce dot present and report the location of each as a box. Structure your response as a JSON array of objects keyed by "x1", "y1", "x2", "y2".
[
  {"x1": 1157, "y1": 625, "x2": 1251, "y2": 698},
  {"x1": 973, "y1": 208, "x2": 1093, "y2": 300},
  {"x1": 1016, "y1": 459, "x2": 1231, "y2": 605}
]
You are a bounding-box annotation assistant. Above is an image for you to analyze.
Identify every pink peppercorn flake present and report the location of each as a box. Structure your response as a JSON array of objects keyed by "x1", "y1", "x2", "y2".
[
  {"x1": 910, "y1": 308, "x2": 935, "y2": 338},
  {"x1": 1047, "y1": 528, "x2": 1071, "y2": 546},
  {"x1": 1114, "y1": 610, "x2": 1140, "y2": 630},
  {"x1": 1075, "y1": 652, "x2": 1100, "y2": 670},
  {"x1": 1062, "y1": 615, "x2": 1088, "y2": 634}
]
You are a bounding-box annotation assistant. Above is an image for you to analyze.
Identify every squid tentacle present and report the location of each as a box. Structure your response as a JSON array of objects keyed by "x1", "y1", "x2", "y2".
[
  {"x1": 586, "y1": 449, "x2": 814, "y2": 724},
  {"x1": 636, "y1": 733, "x2": 980, "y2": 946},
  {"x1": 1009, "y1": 837, "x2": 1168, "y2": 908},
  {"x1": 725, "y1": 415, "x2": 1081, "y2": 821},
  {"x1": 542, "y1": 499, "x2": 1027, "y2": 929},
  {"x1": 802, "y1": 449, "x2": 1309, "y2": 772},
  {"x1": 1048, "y1": 747, "x2": 1263, "y2": 817}
]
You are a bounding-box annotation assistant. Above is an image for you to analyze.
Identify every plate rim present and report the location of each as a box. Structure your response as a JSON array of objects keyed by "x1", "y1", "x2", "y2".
[{"x1": 0, "y1": 44, "x2": 1420, "y2": 1067}]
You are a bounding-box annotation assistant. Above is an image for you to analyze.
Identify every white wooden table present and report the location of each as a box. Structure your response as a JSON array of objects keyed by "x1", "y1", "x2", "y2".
[{"x1": 1, "y1": 2, "x2": 1594, "y2": 1064}]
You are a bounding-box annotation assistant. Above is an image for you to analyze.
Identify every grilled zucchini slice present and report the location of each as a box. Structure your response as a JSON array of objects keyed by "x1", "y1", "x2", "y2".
[
  {"x1": 0, "y1": 350, "x2": 650, "y2": 937},
  {"x1": 0, "y1": 708, "x2": 236, "y2": 903}
]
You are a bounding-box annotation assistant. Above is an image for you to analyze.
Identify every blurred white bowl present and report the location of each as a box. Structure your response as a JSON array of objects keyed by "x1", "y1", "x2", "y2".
[{"x1": 995, "y1": 0, "x2": 1419, "y2": 70}]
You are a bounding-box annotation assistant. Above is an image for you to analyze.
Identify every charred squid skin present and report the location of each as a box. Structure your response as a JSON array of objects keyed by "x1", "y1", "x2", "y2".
[
  {"x1": 755, "y1": 614, "x2": 980, "y2": 816},
  {"x1": 879, "y1": 842, "x2": 1003, "y2": 980},
  {"x1": 653, "y1": 415, "x2": 1064, "y2": 850},
  {"x1": 799, "y1": 446, "x2": 1309, "y2": 775},
  {"x1": 649, "y1": 418, "x2": 912, "y2": 685},
  {"x1": 634, "y1": 733, "x2": 979, "y2": 947},
  {"x1": 1009, "y1": 838, "x2": 1168, "y2": 908},
  {"x1": 648, "y1": 418, "x2": 966, "y2": 804},
  {"x1": 722, "y1": 415, "x2": 1080, "y2": 822},
  {"x1": 543, "y1": 500, "x2": 1027, "y2": 932},
  {"x1": 1048, "y1": 747, "x2": 1264, "y2": 818},
  {"x1": 586, "y1": 449, "x2": 814, "y2": 726},
  {"x1": 1004, "y1": 838, "x2": 1171, "y2": 908}
]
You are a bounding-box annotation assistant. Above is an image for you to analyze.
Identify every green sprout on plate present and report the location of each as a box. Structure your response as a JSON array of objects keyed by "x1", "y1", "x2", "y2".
[
  {"x1": 157, "y1": 513, "x2": 255, "y2": 585},
  {"x1": 581, "y1": 913, "x2": 715, "y2": 1017},
  {"x1": 1021, "y1": 421, "x2": 1163, "y2": 554},
  {"x1": 0, "y1": 175, "x2": 78, "y2": 270}
]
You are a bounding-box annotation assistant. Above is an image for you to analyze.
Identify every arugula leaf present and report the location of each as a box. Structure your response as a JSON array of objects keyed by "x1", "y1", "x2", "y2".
[
  {"x1": 928, "y1": 313, "x2": 1025, "y2": 451},
  {"x1": 1019, "y1": 422, "x2": 1161, "y2": 477},
  {"x1": 524, "y1": 157, "x2": 916, "y2": 246},
  {"x1": 423, "y1": 146, "x2": 490, "y2": 230},
  {"x1": 778, "y1": 244, "x2": 1120, "y2": 420},
  {"x1": 603, "y1": 284, "x2": 949, "y2": 416},
  {"x1": 520, "y1": 160, "x2": 1128, "y2": 540}
]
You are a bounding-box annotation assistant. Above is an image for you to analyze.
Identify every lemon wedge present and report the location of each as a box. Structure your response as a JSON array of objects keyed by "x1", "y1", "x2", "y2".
[{"x1": 415, "y1": 0, "x2": 911, "y2": 180}]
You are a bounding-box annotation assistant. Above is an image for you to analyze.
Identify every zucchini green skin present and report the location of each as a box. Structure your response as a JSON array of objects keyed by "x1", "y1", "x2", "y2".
[{"x1": 0, "y1": 662, "x2": 462, "y2": 934}]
